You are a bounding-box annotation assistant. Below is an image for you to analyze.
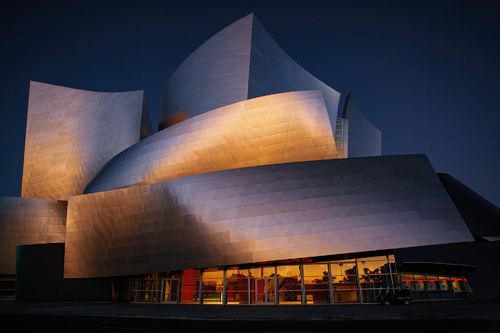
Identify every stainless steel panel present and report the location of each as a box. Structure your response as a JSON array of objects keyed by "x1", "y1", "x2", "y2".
[
  {"x1": 64, "y1": 155, "x2": 474, "y2": 278},
  {"x1": 85, "y1": 91, "x2": 338, "y2": 193},
  {"x1": 341, "y1": 92, "x2": 381, "y2": 157},
  {"x1": 21, "y1": 81, "x2": 152, "y2": 201},
  {"x1": 0, "y1": 197, "x2": 67, "y2": 274}
]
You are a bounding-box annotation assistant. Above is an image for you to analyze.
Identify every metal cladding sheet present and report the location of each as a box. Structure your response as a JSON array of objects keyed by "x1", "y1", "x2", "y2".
[
  {"x1": 159, "y1": 14, "x2": 340, "y2": 132},
  {"x1": 159, "y1": 14, "x2": 253, "y2": 130},
  {"x1": 248, "y1": 15, "x2": 341, "y2": 132},
  {"x1": 64, "y1": 154, "x2": 474, "y2": 278},
  {"x1": 85, "y1": 90, "x2": 338, "y2": 193},
  {"x1": 342, "y1": 92, "x2": 382, "y2": 157},
  {"x1": 0, "y1": 197, "x2": 67, "y2": 274},
  {"x1": 21, "y1": 81, "x2": 152, "y2": 201}
]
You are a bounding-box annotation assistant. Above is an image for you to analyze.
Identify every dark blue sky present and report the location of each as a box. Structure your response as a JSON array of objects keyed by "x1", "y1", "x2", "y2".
[{"x1": 1, "y1": 0, "x2": 499, "y2": 206}]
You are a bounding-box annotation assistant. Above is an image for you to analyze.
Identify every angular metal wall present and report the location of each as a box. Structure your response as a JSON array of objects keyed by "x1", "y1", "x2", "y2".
[
  {"x1": 21, "y1": 81, "x2": 152, "y2": 201},
  {"x1": 64, "y1": 154, "x2": 474, "y2": 278},
  {"x1": 342, "y1": 92, "x2": 382, "y2": 157},
  {"x1": 85, "y1": 91, "x2": 337, "y2": 193},
  {"x1": 0, "y1": 197, "x2": 67, "y2": 274}
]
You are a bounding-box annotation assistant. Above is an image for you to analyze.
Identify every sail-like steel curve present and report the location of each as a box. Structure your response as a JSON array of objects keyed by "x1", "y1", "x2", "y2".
[
  {"x1": 64, "y1": 154, "x2": 473, "y2": 278},
  {"x1": 342, "y1": 92, "x2": 382, "y2": 157},
  {"x1": 21, "y1": 81, "x2": 153, "y2": 201},
  {"x1": 86, "y1": 91, "x2": 337, "y2": 193},
  {"x1": 159, "y1": 14, "x2": 340, "y2": 131}
]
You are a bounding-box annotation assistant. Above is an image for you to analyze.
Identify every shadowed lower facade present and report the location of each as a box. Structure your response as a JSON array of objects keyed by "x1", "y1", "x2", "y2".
[{"x1": 0, "y1": 14, "x2": 498, "y2": 304}]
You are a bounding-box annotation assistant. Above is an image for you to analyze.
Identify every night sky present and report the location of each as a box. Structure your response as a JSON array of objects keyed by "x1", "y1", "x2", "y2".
[{"x1": 1, "y1": 0, "x2": 499, "y2": 207}]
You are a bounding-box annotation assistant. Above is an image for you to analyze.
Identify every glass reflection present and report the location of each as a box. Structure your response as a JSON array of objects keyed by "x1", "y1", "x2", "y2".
[
  {"x1": 202, "y1": 269, "x2": 224, "y2": 304},
  {"x1": 226, "y1": 268, "x2": 249, "y2": 304}
]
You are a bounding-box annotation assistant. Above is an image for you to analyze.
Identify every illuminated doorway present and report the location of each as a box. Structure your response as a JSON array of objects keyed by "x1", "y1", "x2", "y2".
[
  {"x1": 161, "y1": 278, "x2": 179, "y2": 303},
  {"x1": 255, "y1": 277, "x2": 276, "y2": 304}
]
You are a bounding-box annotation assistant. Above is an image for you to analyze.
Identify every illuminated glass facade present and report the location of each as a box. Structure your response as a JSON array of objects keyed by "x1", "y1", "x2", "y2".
[{"x1": 127, "y1": 254, "x2": 471, "y2": 305}]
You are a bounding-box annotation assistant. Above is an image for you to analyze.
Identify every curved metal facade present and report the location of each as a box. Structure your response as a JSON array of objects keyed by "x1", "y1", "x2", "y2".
[
  {"x1": 0, "y1": 197, "x2": 67, "y2": 274},
  {"x1": 86, "y1": 90, "x2": 337, "y2": 193},
  {"x1": 21, "y1": 81, "x2": 152, "y2": 201},
  {"x1": 159, "y1": 14, "x2": 253, "y2": 130},
  {"x1": 248, "y1": 16, "x2": 341, "y2": 132},
  {"x1": 64, "y1": 154, "x2": 473, "y2": 278},
  {"x1": 159, "y1": 14, "x2": 340, "y2": 132},
  {"x1": 342, "y1": 92, "x2": 382, "y2": 157}
]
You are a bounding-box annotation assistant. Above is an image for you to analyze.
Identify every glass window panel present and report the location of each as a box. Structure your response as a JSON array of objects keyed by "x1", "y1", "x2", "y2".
[
  {"x1": 203, "y1": 270, "x2": 224, "y2": 279},
  {"x1": 360, "y1": 289, "x2": 377, "y2": 303},
  {"x1": 358, "y1": 258, "x2": 391, "y2": 275},
  {"x1": 304, "y1": 275, "x2": 328, "y2": 284},
  {"x1": 330, "y1": 262, "x2": 357, "y2": 276},
  {"x1": 278, "y1": 290, "x2": 302, "y2": 304},
  {"x1": 305, "y1": 290, "x2": 330, "y2": 304},
  {"x1": 277, "y1": 265, "x2": 300, "y2": 278},
  {"x1": 202, "y1": 291, "x2": 222, "y2": 304},
  {"x1": 303, "y1": 264, "x2": 329, "y2": 277},
  {"x1": 226, "y1": 269, "x2": 248, "y2": 285},
  {"x1": 226, "y1": 269, "x2": 249, "y2": 304},
  {"x1": 333, "y1": 284, "x2": 357, "y2": 290},
  {"x1": 305, "y1": 284, "x2": 329, "y2": 290},
  {"x1": 180, "y1": 284, "x2": 200, "y2": 304},
  {"x1": 332, "y1": 274, "x2": 358, "y2": 284},
  {"x1": 163, "y1": 279, "x2": 179, "y2": 303},
  {"x1": 359, "y1": 274, "x2": 392, "y2": 289},
  {"x1": 249, "y1": 266, "x2": 275, "y2": 277},
  {"x1": 399, "y1": 273, "x2": 414, "y2": 281},
  {"x1": 335, "y1": 290, "x2": 359, "y2": 303}
]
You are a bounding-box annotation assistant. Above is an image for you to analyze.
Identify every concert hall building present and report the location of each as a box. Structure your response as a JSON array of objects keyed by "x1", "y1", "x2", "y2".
[{"x1": 1, "y1": 14, "x2": 498, "y2": 304}]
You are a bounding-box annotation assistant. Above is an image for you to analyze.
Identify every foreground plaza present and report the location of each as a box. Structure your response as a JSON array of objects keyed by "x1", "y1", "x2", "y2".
[{"x1": 0, "y1": 14, "x2": 498, "y2": 305}]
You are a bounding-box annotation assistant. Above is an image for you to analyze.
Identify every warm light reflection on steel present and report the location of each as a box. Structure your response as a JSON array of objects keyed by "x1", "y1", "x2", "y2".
[
  {"x1": 86, "y1": 90, "x2": 338, "y2": 193},
  {"x1": 65, "y1": 154, "x2": 473, "y2": 278},
  {"x1": 21, "y1": 81, "x2": 152, "y2": 201}
]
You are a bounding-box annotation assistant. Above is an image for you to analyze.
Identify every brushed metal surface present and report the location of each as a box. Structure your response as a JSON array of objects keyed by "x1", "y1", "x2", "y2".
[
  {"x1": 0, "y1": 197, "x2": 67, "y2": 274},
  {"x1": 85, "y1": 90, "x2": 338, "y2": 194},
  {"x1": 159, "y1": 14, "x2": 341, "y2": 133},
  {"x1": 64, "y1": 154, "x2": 473, "y2": 278},
  {"x1": 21, "y1": 81, "x2": 152, "y2": 201},
  {"x1": 342, "y1": 92, "x2": 382, "y2": 157}
]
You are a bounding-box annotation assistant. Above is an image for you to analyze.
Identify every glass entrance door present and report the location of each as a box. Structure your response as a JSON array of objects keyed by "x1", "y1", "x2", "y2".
[
  {"x1": 255, "y1": 277, "x2": 276, "y2": 304},
  {"x1": 162, "y1": 278, "x2": 179, "y2": 303}
]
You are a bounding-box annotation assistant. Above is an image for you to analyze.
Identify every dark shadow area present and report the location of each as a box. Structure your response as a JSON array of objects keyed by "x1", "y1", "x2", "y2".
[{"x1": 16, "y1": 243, "x2": 117, "y2": 302}]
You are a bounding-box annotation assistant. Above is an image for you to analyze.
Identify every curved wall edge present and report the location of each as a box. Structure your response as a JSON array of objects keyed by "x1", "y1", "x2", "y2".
[
  {"x1": 85, "y1": 90, "x2": 337, "y2": 194},
  {"x1": 65, "y1": 154, "x2": 473, "y2": 278}
]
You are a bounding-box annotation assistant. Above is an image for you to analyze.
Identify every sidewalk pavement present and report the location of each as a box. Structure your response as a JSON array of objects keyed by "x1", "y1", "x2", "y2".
[{"x1": 0, "y1": 300, "x2": 499, "y2": 321}]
